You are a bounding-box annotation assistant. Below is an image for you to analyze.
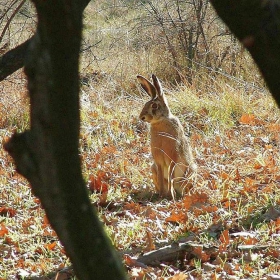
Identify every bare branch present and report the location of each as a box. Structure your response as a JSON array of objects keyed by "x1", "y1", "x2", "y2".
[{"x1": 0, "y1": 0, "x2": 27, "y2": 44}]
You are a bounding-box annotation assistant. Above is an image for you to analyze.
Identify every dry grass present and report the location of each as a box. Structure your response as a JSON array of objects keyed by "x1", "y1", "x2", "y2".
[{"x1": 1, "y1": 0, "x2": 280, "y2": 279}]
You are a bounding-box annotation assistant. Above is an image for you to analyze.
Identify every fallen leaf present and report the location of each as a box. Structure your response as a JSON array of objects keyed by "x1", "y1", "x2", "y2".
[
  {"x1": 265, "y1": 249, "x2": 280, "y2": 259},
  {"x1": 0, "y1": 223, "x2": 8, "y2": 237},
  {"x1": 42, "y1": 214, "x2": 51, "y2": 227},
  {"x1": 234, "y1": 168, "x2": 241, "y2": 182},
  {"x1": 192, "y1": 245, "x2": 211, "y2": 262},
  {"x1": 145, "y1": 229, "x2": 155, "y2": 251},
  {"x1": 99, "y1": 192, "x2": 109, "y2": 207},
  {"x1": 44, "y1": 241, "x2": 57, "y2": 251},
  {"x1": 166, "y1": 211, "x2": 188, "y2": 223},
  {"x1": 89, "y1": 173, "x2": 109, "y2": 193},
  {"x1": 0, "y1": 207, "x2": 16, "y2": 217},
  {"x1": 267, "y1": 123, "x2": 280, "y2": 132},
  {"x1": 182, "y1": 192, "x2": 209, "y2": 211},
  {"x1": 102, "y1": 145, "x2": 117, "y2": 154},
  {"x1": 123, "y1": 254, "x2": 147, "y2": 268},
  {"x1": 171, "y1": 272, "x2": 187, "y2": 280},
  {"x1": 220, "y1": 229, "x2": 230, "y2": 244},
  {"x1": 243, "y1": 237, "x2": 258, "y2": 245},
  {"x1": 239, "y1": 114, "x2": 256, "y2": 125},
  {"x1": 243, "y1": 263, "x2": 254, "y2": 273},
  {"x1": 219, "y1": 229, "x2": 230, "y2": 252}
]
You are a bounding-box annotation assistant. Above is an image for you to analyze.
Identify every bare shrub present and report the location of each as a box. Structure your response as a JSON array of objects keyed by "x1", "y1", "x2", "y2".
[
  {"x1": 81, "y1": 0, "x2": 262, "y2": 92},
  {"x1": 0, "y1": 0, "x2": 35, "y2": 50}
]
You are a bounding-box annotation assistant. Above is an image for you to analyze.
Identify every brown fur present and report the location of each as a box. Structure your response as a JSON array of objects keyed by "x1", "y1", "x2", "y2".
[{"x1": 138, "y1": 74, "x2": 197, "y2": 198}]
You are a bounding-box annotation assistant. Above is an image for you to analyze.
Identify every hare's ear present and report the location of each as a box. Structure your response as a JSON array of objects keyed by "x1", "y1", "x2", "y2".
[
  {"x1": 137, "y1": 75, "x2": 157, "y2": 99},
  {"x1": 152, "y1": 74, "x2": 168, "y2": 104},
  {"x1": 151, "y1": 74, "x2": 163, "y2": 97}
]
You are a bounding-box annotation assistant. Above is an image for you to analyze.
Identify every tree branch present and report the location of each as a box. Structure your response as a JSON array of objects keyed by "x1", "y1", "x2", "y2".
[
  {"x1": 0, "y1": 36, "x2": 31, "y2": 80},
  {"x1": 0, "y1": 0, "x2": 92, "y2": 81},
  {"x1": 136, "y1": 242, "x2": 217, "y2": 266},
  {"x1": 0, "y1": 0, "x2": 27, "y2": 44}
]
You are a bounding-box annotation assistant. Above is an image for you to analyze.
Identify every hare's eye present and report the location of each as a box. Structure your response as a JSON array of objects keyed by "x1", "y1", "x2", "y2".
[{"x1": 151, "y1": 103, "x2": 158, "y2": 109}]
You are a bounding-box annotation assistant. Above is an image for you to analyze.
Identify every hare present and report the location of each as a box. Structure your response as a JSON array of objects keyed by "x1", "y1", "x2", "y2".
[{"x1": 138, "y1": 74, "x2": 197, "y2": 198}]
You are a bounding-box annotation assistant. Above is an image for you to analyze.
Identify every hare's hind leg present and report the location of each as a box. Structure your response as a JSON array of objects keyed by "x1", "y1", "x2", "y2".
[
  {"x1": 151, "y1": 163, "x2": 167, "y2": 196},
  {"x1": 167, "y1": 161, "x2": 176, "y2": 198},
  {"x1": 174, "y1": 167, "x2": 196, "y2": 197},
  {"x1": 151, "y1": 163, "x2": 159, "y2": 193}
]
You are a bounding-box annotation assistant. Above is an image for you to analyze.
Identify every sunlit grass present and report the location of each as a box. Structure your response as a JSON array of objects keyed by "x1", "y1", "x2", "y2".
[{"x1": 1, "y1": 68, "x2": 280, "y2": 278}]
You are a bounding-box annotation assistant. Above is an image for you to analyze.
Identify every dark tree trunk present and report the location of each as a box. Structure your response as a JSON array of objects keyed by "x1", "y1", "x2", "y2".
[
  {"x1": 4, "y1": 0, "x2": 127, "y2": 279},
  {"x1": 0, "y1": 37, "x2": 31, "y2": 81},
  {"x1": 210, "y1": 0, "x2": 280, "y2": 106}
]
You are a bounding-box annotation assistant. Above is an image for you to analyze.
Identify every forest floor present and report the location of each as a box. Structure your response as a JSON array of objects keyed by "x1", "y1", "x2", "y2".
[{"x1": 1, "y1": 68, "x2": 280, "y2": 279}]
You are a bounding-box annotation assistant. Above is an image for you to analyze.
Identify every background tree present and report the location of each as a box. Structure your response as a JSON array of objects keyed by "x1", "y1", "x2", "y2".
[
  {"x1": 140, "y1": 0, "x2": 213, "y2": 83},
  {"x1": 210, "y1": 0, "x2": 280, "y2": 106},
  {"x1": 0, "y1": 0, "x2": 250, "y2": 85},
  {"x1": 4, "y1": 0, "x2": 127, "y2": 279}
]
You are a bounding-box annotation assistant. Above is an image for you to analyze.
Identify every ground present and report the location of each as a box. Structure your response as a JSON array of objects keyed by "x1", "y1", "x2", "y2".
[{"x1": 1, "y1": 69, "x2": 280, "y2": 279}]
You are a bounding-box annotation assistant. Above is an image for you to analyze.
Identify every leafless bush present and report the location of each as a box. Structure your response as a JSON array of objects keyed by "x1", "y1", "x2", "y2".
[
  {"x1": 0, "y1": 0, "x2": 261, "y2": 89},
  {"x1": 0, "y1": 0, "x2": 35, "y2": 51},
  {"x1": 137, "y1": 0, "x2": 248, "y2": 84}
]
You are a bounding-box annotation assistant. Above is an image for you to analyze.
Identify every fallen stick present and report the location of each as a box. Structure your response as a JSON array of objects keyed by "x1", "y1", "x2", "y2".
[{"x1": 136, "y1": 242, "x2": 216, "y2": 266}]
